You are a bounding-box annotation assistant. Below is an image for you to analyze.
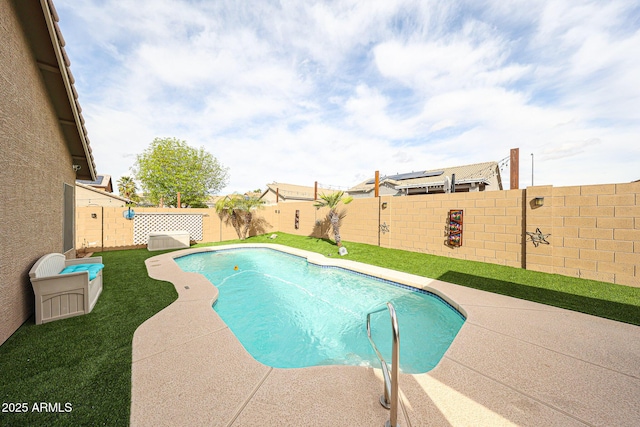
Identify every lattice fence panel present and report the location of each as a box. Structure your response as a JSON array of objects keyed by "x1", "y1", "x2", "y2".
[{"x1": 133, "y1": 214, "x2": 203, "y2": 244}]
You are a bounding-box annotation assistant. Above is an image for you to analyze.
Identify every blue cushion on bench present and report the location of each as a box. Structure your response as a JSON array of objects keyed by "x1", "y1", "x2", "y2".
[{"x1": 60, "y1": 263, "x2": 105, "y2": 281}]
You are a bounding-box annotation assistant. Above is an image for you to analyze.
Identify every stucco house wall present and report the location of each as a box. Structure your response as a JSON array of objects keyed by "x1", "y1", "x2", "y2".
[{"x1": 0, "y1": 0, "x2": 95, "y2": 345}]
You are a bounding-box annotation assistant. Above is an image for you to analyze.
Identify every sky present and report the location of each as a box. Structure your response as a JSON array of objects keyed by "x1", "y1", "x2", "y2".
[{"x1": 56, "y1": 0, "x2": 640, "y2": 195}]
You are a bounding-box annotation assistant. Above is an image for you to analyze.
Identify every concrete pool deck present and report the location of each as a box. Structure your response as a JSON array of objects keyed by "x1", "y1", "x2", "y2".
[{"x1": 131, "y1": 244, "x2": 640, "y2": 426}]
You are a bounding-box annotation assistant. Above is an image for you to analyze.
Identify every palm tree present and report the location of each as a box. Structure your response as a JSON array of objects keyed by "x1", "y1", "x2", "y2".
[
  {"x1": 215, "y1": 194, "x2": 265, "y2": 240},
  {"x1": 215, "y1": 195, "x2": 243, "y2": 239},
  {"x1": 238, "y1": 196, "x2": 265, "y2": 240},
  {"x1": 117, "y1": 176, "x2": 139, "y2": 203},
  {"x1": 314, "y1": 191, "x2": 353, "y2": 246}
]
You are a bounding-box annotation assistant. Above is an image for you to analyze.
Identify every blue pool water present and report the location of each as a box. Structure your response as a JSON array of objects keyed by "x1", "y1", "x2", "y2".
[{"x1": 175, "y1": 248, "x2": 465, "y2": 374}]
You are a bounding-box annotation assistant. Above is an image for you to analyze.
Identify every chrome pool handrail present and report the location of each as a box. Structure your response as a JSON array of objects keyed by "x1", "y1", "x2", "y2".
[{"x1": 366, "y1": 302, "x2": 400, "y2": 427}]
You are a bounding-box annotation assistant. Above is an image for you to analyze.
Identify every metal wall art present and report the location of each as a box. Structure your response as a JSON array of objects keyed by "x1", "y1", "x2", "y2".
[
  {"x1": 379, "y1": 222, "x2": 390, "y2": 234},
  {"x1": 526, "y1": 228, "x2": 550, "y2": 247},
  {"x1": 448, "y1": 209, "x2": 463, "y2": 246}
]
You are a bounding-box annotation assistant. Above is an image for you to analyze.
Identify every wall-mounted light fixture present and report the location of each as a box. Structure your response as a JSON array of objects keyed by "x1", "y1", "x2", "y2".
[
  {"x1": 91, "y1": 213, "x2": 97, "y2": 219},
  {"x1": 381, "y1": 202, "x2": 388, "y2": 209},
  {"x1": 533, "y1": 197, "x2": 544, "y2": 207},
  {"x1": 72, "y1": 164, "x2": 81, "y2": 172}
]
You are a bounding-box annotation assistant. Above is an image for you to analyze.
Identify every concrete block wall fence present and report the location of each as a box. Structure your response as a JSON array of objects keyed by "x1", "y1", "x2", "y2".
[
  {"x1": 76, "y1": 182, "x2": 640, "y2": 287},
  {"x1": 526, "y1": 183, "x2": 639, "y2": 287},
  {"x1": 370, "y1": 189, "x2": 525, "y2": 268}
]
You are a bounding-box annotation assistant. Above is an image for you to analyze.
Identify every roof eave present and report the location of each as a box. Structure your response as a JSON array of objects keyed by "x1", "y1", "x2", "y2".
[
  {"x1": 396, "y1": 179, "x2": 490, "y2": 190},
  {"x1": 42, "y1": 0, "x2": 96, "y2": 181},
  {"x1": 15, "y1": 0, "x2": 97, "y2": 181},
  {"x1": 76, "y1": 182, "x2": 130, "y2": 203}
]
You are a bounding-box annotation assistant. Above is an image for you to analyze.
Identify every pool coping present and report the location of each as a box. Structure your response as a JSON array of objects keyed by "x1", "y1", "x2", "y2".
[{"x1": 131, "y1": 243, "x2": 640, "y2": 426}]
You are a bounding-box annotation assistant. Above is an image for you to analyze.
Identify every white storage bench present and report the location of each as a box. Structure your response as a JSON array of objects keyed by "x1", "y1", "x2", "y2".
[
  {"x1": 147, "y1": 230, "x2": 190, "y2": 251},
  {"x1": 29, "y1": 253, "x2": 104, "y2": 324}
]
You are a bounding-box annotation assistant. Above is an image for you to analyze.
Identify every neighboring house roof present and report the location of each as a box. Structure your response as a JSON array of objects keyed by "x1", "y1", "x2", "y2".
[
  {"x1": 244, "y1": 191, "x2": 262, "y2": 199},
  {"x1": 76, "y1": 175, "x2": 113, "y2": 192},
  {"x1": 76, "y1": 182, "x2": 130, "y2": 206},
  {"x1": 206, "y1": 191, "x2": 262, "y2": 208},
  {"x1": 348, "y1": 161, "x2": 503, "y2": 195},
  {"x1": 205, "y1": 195, "x2": 229, "y2": 208},
  {"x1": 14, "y1": 0, "x2": 96, "y2": 180},
  {"x1": 348, "y1": 179, "x2": 400, "y2": 195},
  {"x1": 260, "y1": 182, "x2": 337, "y2": 203}
]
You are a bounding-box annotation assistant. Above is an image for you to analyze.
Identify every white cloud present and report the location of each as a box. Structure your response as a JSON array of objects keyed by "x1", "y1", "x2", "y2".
[
  {"x1": 373, "y1": 34, "x2": 516, "y2": 93},
  {"x1": 540, "y1": 138, "x2": 601, "y2": 161},
  {"x1": 55, "y1": 0, "x2": 640, "y2": 194}
]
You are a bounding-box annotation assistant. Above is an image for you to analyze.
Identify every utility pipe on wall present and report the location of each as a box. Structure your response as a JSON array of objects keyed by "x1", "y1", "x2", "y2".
[{"x1": 531, "y1": 153, "x2": 534, "y2": 186}]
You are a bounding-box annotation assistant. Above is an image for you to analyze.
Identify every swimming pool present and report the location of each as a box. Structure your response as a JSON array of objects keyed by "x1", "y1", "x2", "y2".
[{"x1": 175, "y1": 248, "x2": 465, "y2": 374}]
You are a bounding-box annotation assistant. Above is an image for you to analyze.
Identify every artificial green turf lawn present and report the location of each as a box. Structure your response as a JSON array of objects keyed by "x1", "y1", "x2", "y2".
[
  {"x1": 0, "y1": 249, "x2": 177, "y2": 427},
  {"x1": 1, "y1": 233, "x2": 638, "y2": 426}
]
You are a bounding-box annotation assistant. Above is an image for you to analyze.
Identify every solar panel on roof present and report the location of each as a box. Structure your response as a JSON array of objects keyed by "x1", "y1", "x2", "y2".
[
  {"x1": 419, "y1": 170, "x2": 444, "y2": 178},
  {"x1": 394, "y1": 170, "x2": 444, "y2": 180},
  {"x1": 364, "y1": 170, "x2": 444, "y2": 184}
]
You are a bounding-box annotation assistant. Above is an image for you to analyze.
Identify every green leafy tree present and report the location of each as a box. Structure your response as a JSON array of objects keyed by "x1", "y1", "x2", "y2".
[
  {"x1": 132, "y1": 137, "x2": 229, "y2": 207},
  {"x1": 116, "y1": 176, "x2": 140, "y2": 203},
  {"x1": 215, "y1": 194, "x2": 265, "y2": 240},
  {"x1": 314, "y1": 191, "x2": 353, "y2": 246}
]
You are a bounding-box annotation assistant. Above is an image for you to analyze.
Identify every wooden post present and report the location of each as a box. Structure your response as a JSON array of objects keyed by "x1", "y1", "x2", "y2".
[
  {"x1": 314, "y1": 181, "x2": 318, "y2": 200},
  {"x1": 177, "y1": 192, "x2": 181, "y2": 208},
  {"x1": 375, "y1": 170, "x2": 380, "y2": 198},
  {"x1": 510, "y1": 148, "x2": 519, "y2": 190},
  {"x1": 276, "y1": 187, "x2": 279, "y2": 203}
]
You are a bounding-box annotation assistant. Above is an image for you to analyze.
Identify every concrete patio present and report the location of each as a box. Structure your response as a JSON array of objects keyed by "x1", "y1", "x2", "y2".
[{"x1": 131, "y1": 244, "x2": 640, "y2": 426}]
